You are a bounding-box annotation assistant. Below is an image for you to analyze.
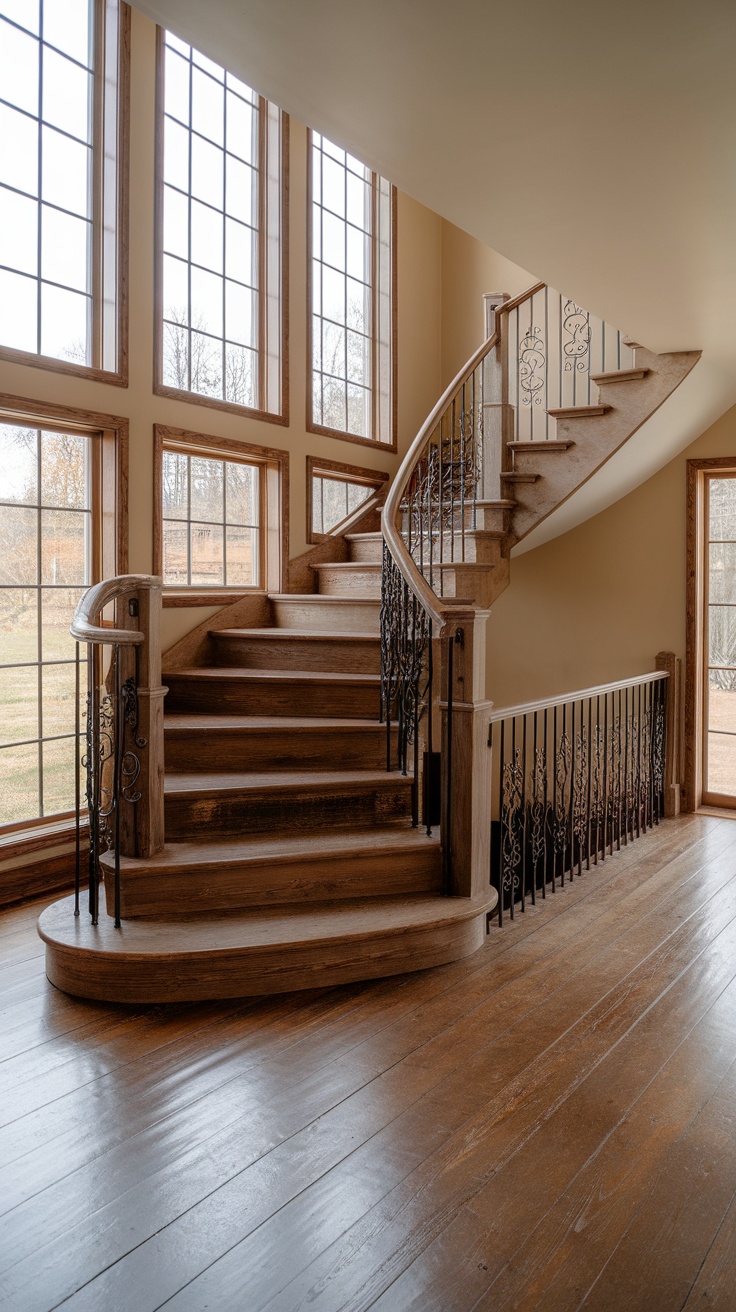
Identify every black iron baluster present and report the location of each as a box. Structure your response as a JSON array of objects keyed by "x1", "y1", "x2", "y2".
[
  {"x1": 445, "y1": 627, "x2": 455, "y2": 892},
  {"x1": 568, "y1": 700, "x2": 576, "y2": 882},
  {"x1": 586, "y1": 696, "x2": 593, "y2": 871},
  {"x1": 499, "y1": 717, "x2": 506, "y2": 923},
  {"x1": 112, "y1": 646, "x2": 123, "y2": 929},
  {"x1": 426, "y1": 620, "x2": 434, "y2": 837},
  {"x1": 74, "y1": 641, "x2": 81, "y2": 919},
  {"x1": 520, "y1": 714, "x2": 527, "y2": 912}
]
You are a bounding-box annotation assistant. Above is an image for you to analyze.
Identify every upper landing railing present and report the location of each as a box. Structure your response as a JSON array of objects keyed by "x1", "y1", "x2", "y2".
[{"x1": 496, "y1": 283, "x2": 634, "y2": 443}]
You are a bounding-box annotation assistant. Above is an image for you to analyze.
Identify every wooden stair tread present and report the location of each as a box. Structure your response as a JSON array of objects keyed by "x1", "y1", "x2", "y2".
[
  {"x1": 39, "y1": 890, "x2": 494, "y2": 956},
  {"x1": 501, "y1": 472, "x2": 540, "y2": 483},
  {"x1": 213, "y1": 628, "x2": 379, "y2": 642},
  {"x1": 547, "y1": 404, "x2": 611, "y2": 418},
  {"x1": 590, "y1": 367, "x2": 650, "y2": 384},
  {"x1": 164, "y1": 713, "x2": 387, "y2": 732},
  {"x1": 345, "y1": 532, "x2": 382, "y2": 541},
  {"x1": 164, "y1": 768, "x2": 410, "y2": 795},
  {"x1": 165, "y1": 666, "x2": 380, "y2": 685},
  {"x1": 101, "y1": 826, "x2": 441, "y2": 872},
  {"x1": 506, "y1": 440, "x2": 574, "y2": 451},
  {"x1": 312, "y1": 561, "x2": 381, "y2": 572}
]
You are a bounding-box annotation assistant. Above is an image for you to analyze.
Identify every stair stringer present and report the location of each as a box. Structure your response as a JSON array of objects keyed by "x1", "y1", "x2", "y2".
[{"x1": 505, "y1": 347, "x2": 701, "y2": 547}]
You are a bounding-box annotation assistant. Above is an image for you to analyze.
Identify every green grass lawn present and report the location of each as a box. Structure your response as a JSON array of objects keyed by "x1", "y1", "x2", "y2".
[{"x1": 1, "y1": 625, "x2": 85, "y2": 825}]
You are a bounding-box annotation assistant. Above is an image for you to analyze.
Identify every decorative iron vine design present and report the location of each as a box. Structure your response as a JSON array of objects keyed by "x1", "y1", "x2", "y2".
[
  {"x1": 402, "y1": 405, "x2": 483, "y2": 570},
  {"x1": 563, "y1": 300, "x2": 591, "y2": 373},
  {"x1": 84, "y1": 665, "x2": 149, "y2": 911},
  {"x1": 530, "y1": 747, "x2": 547, "y2": 868},
  {"x1": 501, "y1": 748, "x2": 524, "y2": 894},
  {"x1": 380, "y1": 543, "x2": 430, "y2": 773},
  {"x1": 493, "y1": 683, "x2": 668, "y2": 921},
  {"x1": 555, "y1": 730, "x2": 571, "y2": 854},
  {"x1": 519, "y1": 326, "x2": 546, "y2": 406}
]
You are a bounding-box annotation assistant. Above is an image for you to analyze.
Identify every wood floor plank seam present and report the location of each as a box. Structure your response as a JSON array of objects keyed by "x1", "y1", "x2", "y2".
[
  {"x1": 8, "y1": 823, "x2": 734, "y2": 1243},
  {"x1": 25, "y1": 850, "x2": 736, "y2": 1312},
  {"x1": 241, "y1": 865, "x2": 736, "y2": 1306},
  {"x1": 5, "y1": 819, "x2": 736, "y2": 1310}
]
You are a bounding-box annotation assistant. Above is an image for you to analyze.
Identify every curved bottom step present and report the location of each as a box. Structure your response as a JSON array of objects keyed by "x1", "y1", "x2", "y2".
[{"x1": 38, "y1": 891, "x2": 497, "y2": 1004}]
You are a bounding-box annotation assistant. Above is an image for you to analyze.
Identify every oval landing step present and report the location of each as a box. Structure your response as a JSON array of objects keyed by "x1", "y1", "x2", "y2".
[{"x1": 38, "y1": 890, "x2": 498, "y2": 1004}]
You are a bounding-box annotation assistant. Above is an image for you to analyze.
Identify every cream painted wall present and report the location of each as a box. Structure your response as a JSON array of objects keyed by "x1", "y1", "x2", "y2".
[
  {"x1": 485, "y1": 404, "x2": 736, "y2": 709},
  {"x1": 439, "y1": 220, "x2": 534, "y2": 386},
  {"x1": 0, "y1": 9, "x2": 443, "y2": 653}
]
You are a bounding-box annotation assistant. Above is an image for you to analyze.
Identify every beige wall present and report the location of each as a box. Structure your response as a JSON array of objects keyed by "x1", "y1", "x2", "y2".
[
  {"x1": 0, "y1": 9, "x2": 444, "y2": 653},
  {"x1": 485, "y1": 405, "x2": 736, "y2": 708},
  {"x1": 440, "y1": 220, "x2": 534, "y2": 385}
]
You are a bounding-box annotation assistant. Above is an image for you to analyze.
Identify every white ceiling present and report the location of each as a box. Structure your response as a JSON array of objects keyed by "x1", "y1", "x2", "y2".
[{"x1": 132, "y1": 0, "x2": 736, "y2": 546}]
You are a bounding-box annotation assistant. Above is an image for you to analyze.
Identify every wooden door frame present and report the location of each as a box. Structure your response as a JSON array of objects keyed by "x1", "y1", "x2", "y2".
[{"x1": 685, "y1": 457, "x2": 736, "y2": 811}]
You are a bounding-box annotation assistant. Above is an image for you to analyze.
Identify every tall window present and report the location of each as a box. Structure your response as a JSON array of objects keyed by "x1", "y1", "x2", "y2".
[
  {"x1": 0, "y1": 0, "x2": 126, "y2": 375},
  {"x1": 0, "y1": 422, "x2": 94, "y2": 828},
  {"x1": 309, "y1": 132, "x2": 396, "y2": 446},
  {"x1": 157, "y1": 31, "x2": 286, "y2": 419},
  {"x1": 703, "y1": 473, "x2": 736, "y2": 804},
  {"x1": 161, "y1": 447, "x2": 260, "y2": 589}
]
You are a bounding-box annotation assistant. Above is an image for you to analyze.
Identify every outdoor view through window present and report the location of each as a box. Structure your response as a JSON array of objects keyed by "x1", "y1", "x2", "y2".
[
  {"x1": 160, "y1": 31, "x2": 283, "y2": 413},
  {"x1": 0, "y1": 423, "x2": 91, "y2": 826},
  {"x1": 0, "y1": 0, "x2": 95, "y2": 362},
  {"x1": 162, "y1": 450, "x2": 260, "y2": 588},
  {"x1": 707, "y1": 475, "x2": 736, "y2": 798}
]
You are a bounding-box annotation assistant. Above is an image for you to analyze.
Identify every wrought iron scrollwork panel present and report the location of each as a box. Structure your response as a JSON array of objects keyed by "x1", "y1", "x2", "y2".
[{"x1": 492, "y1": 680, "x2": 669, "y2": 926}]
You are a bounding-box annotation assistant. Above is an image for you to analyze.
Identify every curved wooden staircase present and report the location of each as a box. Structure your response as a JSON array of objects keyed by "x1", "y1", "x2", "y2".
[
  {"x1": 38, "y1": 281, "x2": 701, "y2": 1003},
  {"x1": 39, "y1": 533, "x2": 494, "y2": 1003}
]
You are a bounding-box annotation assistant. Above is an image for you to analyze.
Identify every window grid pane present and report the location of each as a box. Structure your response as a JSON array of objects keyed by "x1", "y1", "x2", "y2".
[
  {"x1": 162, "y1": 449, "x2": 260, "y2": 588},
  {"x1": 0, "y1": 422, "x2": 91, "y2": 828},
  {"x1": 706, "y1": 475, "x2": 736, "y2": 799},
  {"x1": 0, "y1": 0, "x2": 94, "y2": 366},
  {"x1": 310, "y1": 133, "x2": 375, "y2": 440},
  {"x1": 161, "y1": 32, "x2": 263, "y2": 412},
  {"x1": 311, "y1": 473, "x2": 376, "y2": 537}
]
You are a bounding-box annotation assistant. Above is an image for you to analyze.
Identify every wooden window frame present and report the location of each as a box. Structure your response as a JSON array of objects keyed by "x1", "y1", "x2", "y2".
[
  {"x1": 0, "y1": 0, "x2": 130, "y2": 386},
  {"x1": 306, "y1": 130, "x2": 398, "y2": 452},
  {"x1": 153, "y1": 29, "x2": 290, "y2": 425},
  {"x1": 153, "y1": 424, "x2": 288, "y2": 607},
  {"x1": 685, "y1": 457, "x2": 736, "y2": 811},
  {"x1": 306, "y1": 454, "x2": 388, "y2": 543},
  {"x1": 0, "y1": 391, "x2": 128, "y2": 853}
]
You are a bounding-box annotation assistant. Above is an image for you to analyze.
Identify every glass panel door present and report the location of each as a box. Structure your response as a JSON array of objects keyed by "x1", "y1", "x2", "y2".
[{"x1": 704, "y1": 474, "x2": 736, "y2": 802}]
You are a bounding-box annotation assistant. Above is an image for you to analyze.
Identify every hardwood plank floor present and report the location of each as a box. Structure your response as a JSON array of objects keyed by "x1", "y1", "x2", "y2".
[{"x1": 3, "y1": 814, "x2": 736, "y2": 1309}]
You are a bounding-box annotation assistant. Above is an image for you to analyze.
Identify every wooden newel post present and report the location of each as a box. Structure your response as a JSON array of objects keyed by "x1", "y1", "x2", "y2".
[
  {"x1": 440, "y1": 609, "x2": 494, "y2": 899},
  {"x1": 118, "y1": 579, "x2": 167, "y2": 859},
  {"x1": 480, "y1": 292, "x2": 511, "y2": 507},
  {"x1": 656, "y1": 650, "x2": 681, "y2": 817}
]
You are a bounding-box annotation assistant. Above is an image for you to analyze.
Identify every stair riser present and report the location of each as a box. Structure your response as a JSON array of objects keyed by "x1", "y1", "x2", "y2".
[
  {"x1": 164, "y1": 726, "x2": 394, "y2": 771},
  {"x1": 210, "y1": 635, "x2": 380, "y2": 674},
  {"x1": 164, "y1": 782, "x2": 413, "y2": 839},
  {"x1": 271, "y1": 598, "x2": 381, "y2": 631},
  {"x1": 105, "y1": 848, "x2": 443, "y2": 917},
  {"x1": 395, "y1": 531, "x2": 503, "y2": 565},
  {"x1": 315, "y1": 567, "x2": 381, "y2": 598},
  {"x1": 347, "y1": 538, "x2": 383, "y2": 563},
  {"x1": 165, "y1": 678, "x2": 381, "y2": 718}
]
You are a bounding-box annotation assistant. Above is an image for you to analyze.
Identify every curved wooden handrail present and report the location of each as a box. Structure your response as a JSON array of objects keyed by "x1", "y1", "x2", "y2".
[
  {"x1": 381, "y1": 281, "x2": 543, "y2": 627},
  {"x1": 70, "y1": 575, "x2": 162, "y2": 646}
]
